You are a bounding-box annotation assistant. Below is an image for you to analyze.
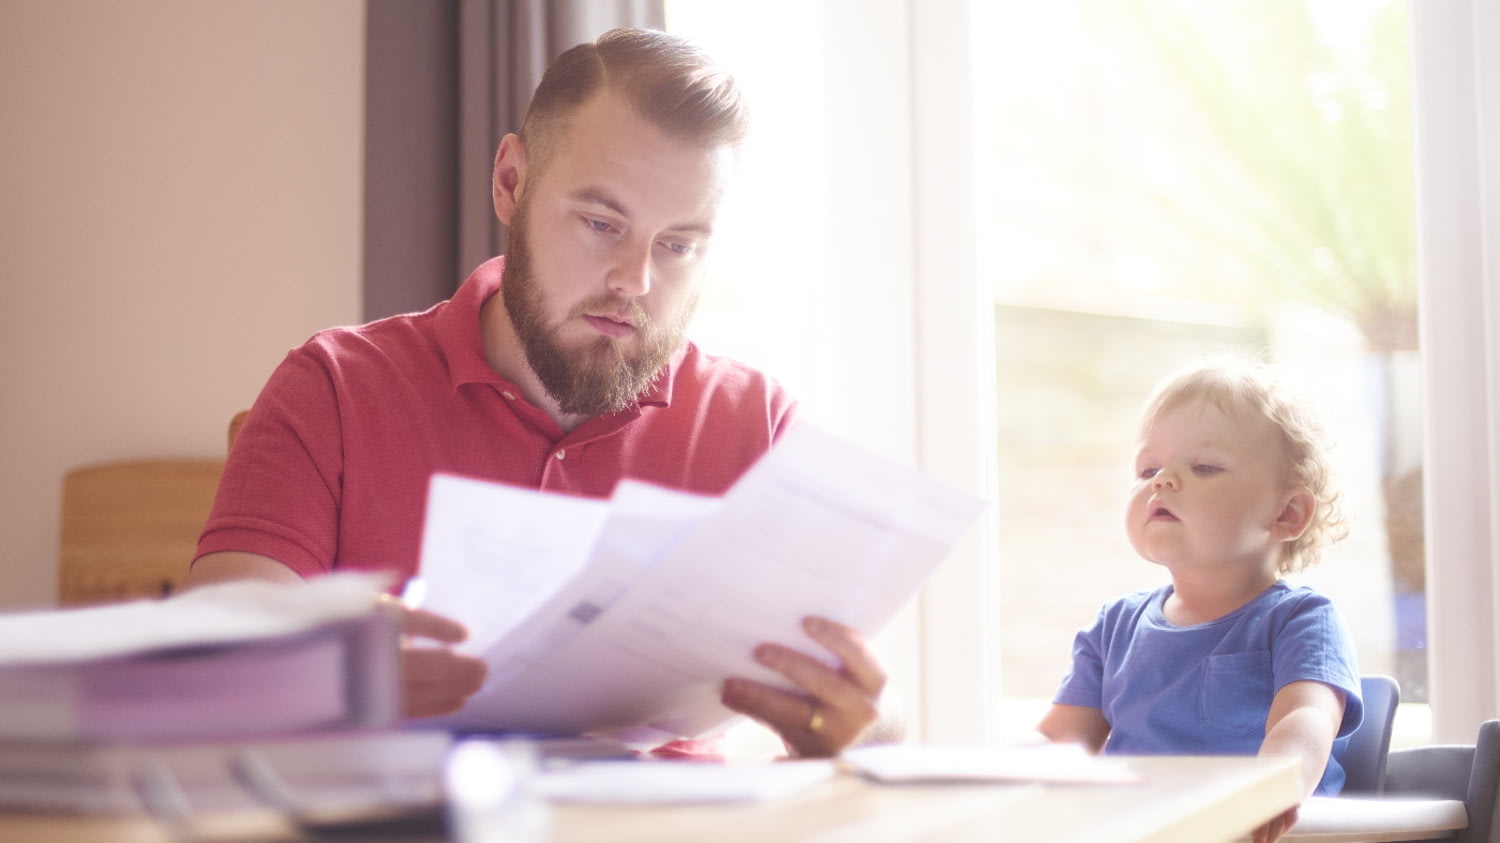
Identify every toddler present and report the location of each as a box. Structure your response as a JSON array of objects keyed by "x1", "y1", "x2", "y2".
[{"x1": 1039, "y1": 360, "x2": 1363, "y2": 839}]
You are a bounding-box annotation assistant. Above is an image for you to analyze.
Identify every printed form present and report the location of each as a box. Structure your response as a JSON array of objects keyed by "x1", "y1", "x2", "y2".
[{"x1": 414, "y1": 424, "x2": 986, "y2": 740}]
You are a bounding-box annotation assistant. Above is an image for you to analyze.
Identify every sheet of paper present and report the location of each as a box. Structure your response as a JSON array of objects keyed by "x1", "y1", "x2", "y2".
[
  {"x1": 533, "y1": 759, "x2": 837, "y2": 805},
  {"x1": 420, "y1": 423, "x2": 986, "y2": 738},
  {"x1": 439, "y1": 482, "x2": 719, "y2": 696},
  {"x1": 841, "y1": 742, "x2": 1143, "y2": 785},
  {"x1": 416, "y1": 474, "x2": 613, "y2": 654}
]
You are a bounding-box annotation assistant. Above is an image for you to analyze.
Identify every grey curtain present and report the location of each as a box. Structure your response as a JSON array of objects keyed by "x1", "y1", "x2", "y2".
[{"x1": 362, "y1": 0, "x2": 666, "y2": 321}]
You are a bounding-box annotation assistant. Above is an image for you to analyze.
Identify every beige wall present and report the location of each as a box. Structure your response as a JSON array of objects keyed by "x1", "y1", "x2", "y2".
[{"x1": 0, "y1": 1, "x2": 365, "y2": 608}]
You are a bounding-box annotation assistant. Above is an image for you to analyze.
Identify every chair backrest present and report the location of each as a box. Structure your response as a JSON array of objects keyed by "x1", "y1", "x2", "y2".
[
  {"x1": 57, "y1": 458, "x2": 225, "y2": 605},
  {"x1": 1336, "y1": 674, "x2": 1401, "y2": 794},
  {"x1": 1463, "y1": 719, "x2": 1500, "y2": 843},
  {"x1": 57, "y1": 411, "x2": 248, "y2": 606},
  {"x1": 1383, "y1": 718, "x2": 1500, "y2": 843},
  {"x1": 229, "y1": 409, "x2": 249, "y2": 450}
]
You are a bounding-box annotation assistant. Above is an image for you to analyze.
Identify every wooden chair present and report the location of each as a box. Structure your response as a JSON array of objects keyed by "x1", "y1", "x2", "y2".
[{"x1": 56, "y1": 412, "x2": 249, "y2": 606}]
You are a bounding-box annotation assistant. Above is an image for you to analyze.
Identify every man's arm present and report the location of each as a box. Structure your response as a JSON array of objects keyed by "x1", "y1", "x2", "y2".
[
  {"x1": 182, "y1": 551, "x2": 303, "y2": 587},
  {"x1": 182, "y1": 552, "x2": 487, "y2": 719}
]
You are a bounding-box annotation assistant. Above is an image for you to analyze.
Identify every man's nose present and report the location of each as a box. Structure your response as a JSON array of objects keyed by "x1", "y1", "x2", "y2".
[{"x1": 608, "y1": 240, "x2": 652, "y2": 297}]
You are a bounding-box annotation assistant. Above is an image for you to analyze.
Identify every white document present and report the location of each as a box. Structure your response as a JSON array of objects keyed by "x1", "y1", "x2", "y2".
[
  {"x1": 534, "y1": 758, "x2": 837, "y2": 804},
  {"x1": 842, "y1": 743, "x2": 1143, "y2": 785},
  {"x1": 416, "y1": 423, "x2": 986, "y2": 738},
  {"x1": 415, "y1": 475, "x2": 612, "y2": 653}
]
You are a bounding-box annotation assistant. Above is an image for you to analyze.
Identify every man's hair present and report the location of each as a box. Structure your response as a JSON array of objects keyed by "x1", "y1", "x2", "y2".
[
  {"x1": 1140, "y1": 358, "x2": 1348, "y2": 574},
  {"x1": 520, "y1": 28, "x2": 749, "y2": 174}
]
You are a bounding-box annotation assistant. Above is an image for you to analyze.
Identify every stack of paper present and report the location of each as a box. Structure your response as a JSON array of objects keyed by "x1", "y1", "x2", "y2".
[
  {"x1": 0, "y1": 573, "x2": 400, "y2": 742},
  {"x1": 0, "y1": 574, "x2": 417, "y2": 816}
]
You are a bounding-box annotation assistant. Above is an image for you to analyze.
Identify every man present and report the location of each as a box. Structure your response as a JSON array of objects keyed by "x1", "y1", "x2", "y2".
[{"x1": 184, "y1": 28, "x2": 886, "y2": 758}]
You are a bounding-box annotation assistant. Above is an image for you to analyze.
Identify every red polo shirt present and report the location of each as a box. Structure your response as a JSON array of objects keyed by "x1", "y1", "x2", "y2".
[{"x1": 196, "y1": 257, "x2": 795, "y2": 582}]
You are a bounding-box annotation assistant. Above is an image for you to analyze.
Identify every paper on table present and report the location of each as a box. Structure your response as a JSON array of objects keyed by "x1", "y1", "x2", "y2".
[
  {"x1": 534, "y1": 759, "x2": 837, "y2": 805},
  {"x1": 419, "y1": 423, "x2": 986, "y2": 738},
  {"x1": 842, "y1": 743, "x2": 1143, "y2": 785}
]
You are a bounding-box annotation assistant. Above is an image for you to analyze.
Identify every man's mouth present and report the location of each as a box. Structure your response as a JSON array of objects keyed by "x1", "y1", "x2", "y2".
[{"x1": 582, "y1": 312, "x2": 636, "y2": 339}]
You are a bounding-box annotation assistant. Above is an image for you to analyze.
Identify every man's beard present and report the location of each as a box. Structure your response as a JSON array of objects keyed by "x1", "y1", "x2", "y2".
[{"x1": 501, "y1": 202, "x2": 696, "y2": 417}]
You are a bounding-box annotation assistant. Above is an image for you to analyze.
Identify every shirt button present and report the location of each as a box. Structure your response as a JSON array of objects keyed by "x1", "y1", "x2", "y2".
[
  {"x1": 555, "y1": 450, "x2": 566, "y2": 460},
  {"x1": 502, "y1": 391, "x2": 516, "y2": 400}
]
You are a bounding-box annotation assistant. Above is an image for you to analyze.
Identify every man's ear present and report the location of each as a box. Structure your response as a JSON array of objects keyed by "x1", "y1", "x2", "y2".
[
  {"x1": 1272, "y1": 487, "x2": 1316, "y2": 543},
  {"x1": 492, "y1": 133, "x2": 527, "y2": 225}
]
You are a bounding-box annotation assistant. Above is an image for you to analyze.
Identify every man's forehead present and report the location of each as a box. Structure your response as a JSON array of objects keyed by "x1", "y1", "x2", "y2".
[{"x1": 535, "y1": 105, "x2": 734, "y2": 230}]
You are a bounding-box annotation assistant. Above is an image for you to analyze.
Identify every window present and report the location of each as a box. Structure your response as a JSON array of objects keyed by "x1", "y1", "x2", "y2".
[
  {"x1": 671, "y1": 0, "x2": 1497, "y2": 746},
  {"x1": 974, "y1": 0, "x2": 1427, "y2": 739}
]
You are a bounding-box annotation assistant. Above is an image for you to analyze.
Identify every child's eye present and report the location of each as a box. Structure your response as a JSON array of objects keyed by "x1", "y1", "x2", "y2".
[
  {"x1": 1137, "y1": 467, "x2": 1159, "y2": 480},
  {"x1": 1192, "y1": 464, "x2": 1222, "y2": 476}
]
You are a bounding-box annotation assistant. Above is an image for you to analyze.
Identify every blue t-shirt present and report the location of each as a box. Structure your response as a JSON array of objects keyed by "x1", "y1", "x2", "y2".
[{"x1": 1053, "y1": 581, "x2": 1363, "y2": 795}]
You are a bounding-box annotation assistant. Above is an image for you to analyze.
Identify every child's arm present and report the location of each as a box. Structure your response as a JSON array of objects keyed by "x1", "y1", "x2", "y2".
[
  {"x1": 1250, "y1": 681, "x2": 1347, "y2": 842},
  {"x1": 1261, "y1": 679, "x2": 1348, "y2": 794},
  {"x1": 1037, "y1": 703, "x2": 1110, "y2": 753}
]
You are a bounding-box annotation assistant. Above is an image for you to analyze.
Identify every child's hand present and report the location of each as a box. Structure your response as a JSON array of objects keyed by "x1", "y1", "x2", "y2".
[
  {"x1": 1036, "y1": 702, "x2": 1110, "y2": 753},
  {"x1": 1252, "y1": 804, "x2": 1299, "y2": 842}
]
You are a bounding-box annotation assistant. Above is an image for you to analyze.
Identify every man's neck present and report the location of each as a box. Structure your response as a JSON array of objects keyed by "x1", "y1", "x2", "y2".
[{"x1": 479, "y1": 294, "x2": 586, "y2": 433}]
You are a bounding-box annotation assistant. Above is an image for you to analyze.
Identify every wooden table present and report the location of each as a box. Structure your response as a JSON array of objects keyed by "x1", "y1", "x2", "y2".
[
  {"x1": 548, "y1": 755, "x2": 1301, "y2": 843},
  {"x1": 0, "y1": 754, "x2": 1300, "y2": 843}
]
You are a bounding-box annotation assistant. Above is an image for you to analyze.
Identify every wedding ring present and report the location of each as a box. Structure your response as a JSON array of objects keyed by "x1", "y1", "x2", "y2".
[{"x1": 807, "y1": 705, "x2": 825, "y2": 734}]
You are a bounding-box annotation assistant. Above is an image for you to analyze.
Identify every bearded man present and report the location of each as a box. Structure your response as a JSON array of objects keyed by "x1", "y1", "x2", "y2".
[{"x1": 185, "y1": 28, "x2": 886, "y2": 759}]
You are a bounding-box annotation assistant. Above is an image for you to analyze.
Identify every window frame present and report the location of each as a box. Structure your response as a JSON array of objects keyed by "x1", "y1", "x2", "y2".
[{"x1": 1410, "y1": 0, "x2": 1500, "y2": 743}]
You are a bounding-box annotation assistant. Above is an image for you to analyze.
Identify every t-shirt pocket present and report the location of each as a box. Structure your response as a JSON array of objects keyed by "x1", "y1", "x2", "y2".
[{"x1": 1199, "y1": 650, "x2": 1274, "y2": 738}]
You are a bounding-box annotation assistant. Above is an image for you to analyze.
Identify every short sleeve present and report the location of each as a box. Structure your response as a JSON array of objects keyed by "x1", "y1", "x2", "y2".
[
  {"x1": 1272, "y1": 592, "x2": 1364, "y2": 738},
  {"x1": 1053, "y1": 606, "x2": 1108, "y2": 709}
]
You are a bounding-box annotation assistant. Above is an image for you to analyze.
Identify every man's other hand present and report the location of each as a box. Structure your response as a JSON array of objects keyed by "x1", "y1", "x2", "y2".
[{"x1": 720, "y1": 616, "x2": 887, "y2": 757}]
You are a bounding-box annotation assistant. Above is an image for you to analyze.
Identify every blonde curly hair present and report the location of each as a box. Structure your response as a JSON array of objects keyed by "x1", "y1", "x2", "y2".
[{"x1": 1139, "y1": 358, "x2": 1348, "y2": 574}]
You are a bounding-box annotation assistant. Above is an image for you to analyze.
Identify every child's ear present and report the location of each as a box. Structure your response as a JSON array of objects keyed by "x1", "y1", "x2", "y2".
[{"x1": 1272, "y1": 487, "x2": 1316, "y2": 542}]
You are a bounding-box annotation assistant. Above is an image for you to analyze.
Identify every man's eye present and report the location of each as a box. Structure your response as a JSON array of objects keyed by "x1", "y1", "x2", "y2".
[
  {"x1": 658, "y1": 239, "x2": 696, "y2": 257},
  {"x1": 583, "y1": 217, "x2": 616, "y2": 234}
]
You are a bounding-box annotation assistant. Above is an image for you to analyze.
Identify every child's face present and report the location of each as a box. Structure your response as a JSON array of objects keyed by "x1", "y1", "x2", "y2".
[{"x1": 1126, "y1": 398, "x2": 1294, "y2": 575}]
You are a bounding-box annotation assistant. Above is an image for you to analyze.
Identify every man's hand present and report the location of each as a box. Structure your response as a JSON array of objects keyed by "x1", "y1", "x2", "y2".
[
  {"x1": 719, "y1": 616, "x2": 885, "y2": 757},
  {"x1": 395, "y1": 604, "x2": 488, "y2": 719},
  {"x1": 187, "y1": 555, "x2": 487, "y2": 719}
]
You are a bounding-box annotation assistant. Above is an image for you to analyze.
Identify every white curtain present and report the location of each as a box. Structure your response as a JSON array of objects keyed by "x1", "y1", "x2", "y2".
[{"x1": 1411, "y1": 0, "x2": 1500, "y2": 743}]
